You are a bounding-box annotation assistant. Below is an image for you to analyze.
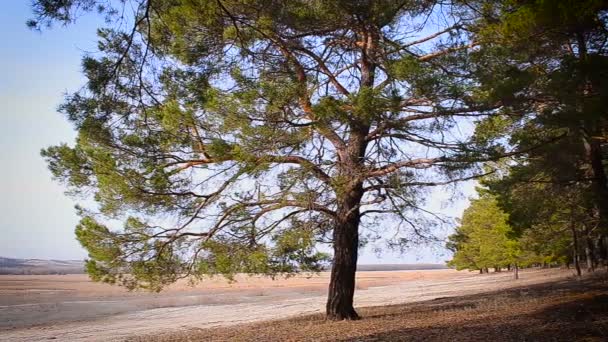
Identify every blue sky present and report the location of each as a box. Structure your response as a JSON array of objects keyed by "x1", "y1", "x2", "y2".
[
  {"x1": 0, "y1": 2, "x2": 474, "y2": 263},
  {"x1": 0, "y1": 2, "x2": 102, "y2": 260}
]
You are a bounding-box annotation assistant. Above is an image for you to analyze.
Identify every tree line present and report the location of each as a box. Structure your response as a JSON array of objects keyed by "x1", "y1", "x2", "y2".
[
  {"x1": 31, "y1": 0, "x2": 608, "y2": 320},
  {"x1": 447, "y1": 188, "x2": 606, "y2": 278},
  {"x1": 448, "y1": 0, "x2": 608, "y2": 277}
]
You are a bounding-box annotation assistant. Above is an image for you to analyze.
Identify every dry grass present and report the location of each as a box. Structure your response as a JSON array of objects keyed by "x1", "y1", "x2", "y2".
[{"x1": 134, "y1": 273, "x2": 608, "y2": 342}]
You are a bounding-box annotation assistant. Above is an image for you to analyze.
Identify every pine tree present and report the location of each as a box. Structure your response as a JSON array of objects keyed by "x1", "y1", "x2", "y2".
[
  {"x1": 32, "y1": 0, "x2": 498, "y2": 319},
  {"x1": 467, "y1": 0, "x2": 608, "y2": 267},
  {"x1": 447, "y1": 191, "x2": 516, "y2": 272}
]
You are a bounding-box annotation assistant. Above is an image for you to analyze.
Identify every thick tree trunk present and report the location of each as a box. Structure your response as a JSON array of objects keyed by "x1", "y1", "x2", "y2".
[
  {"x1": 326, "y1": 220, "x2": 359, "y2": 320},
  {"x1": 326, "y1": 186, "x2": 363, "y2": 320}
]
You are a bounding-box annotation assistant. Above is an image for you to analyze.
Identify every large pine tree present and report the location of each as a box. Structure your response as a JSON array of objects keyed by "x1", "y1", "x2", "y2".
[{"x1": 33, "y1": 0, "x2": 492, "y2": 319}]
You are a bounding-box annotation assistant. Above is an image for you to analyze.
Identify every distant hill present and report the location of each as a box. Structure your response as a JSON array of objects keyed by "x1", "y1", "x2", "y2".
[
  {"x1": 0, "y1": 257, "x2": 446, "y2": 275},
  {"x1": 356, "y1": 264, "x2": 447, "y2": 271},
  {"x1": 319, "y1": 263, "x2": 448, "y2": 272},
  {"x1": 0, "y1": 257, "x2": 85, "y2": 275}
]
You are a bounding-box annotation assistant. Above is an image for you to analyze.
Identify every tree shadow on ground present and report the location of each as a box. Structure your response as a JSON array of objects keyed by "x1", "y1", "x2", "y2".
[{"x1": 342, "y1": 276, "x2": 608, "y2": 341}]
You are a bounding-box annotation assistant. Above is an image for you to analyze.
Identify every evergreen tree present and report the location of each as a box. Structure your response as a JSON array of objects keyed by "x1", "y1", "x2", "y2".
[
  {"x1": 447, "y1": 191, "x2": 517, "y2": 272},
  {"x1": 31, "y1": 0, "x2": 491, "y2": 319},
  {"x1": 466, "y1": 0, "x2": 608, "y2": 267}
]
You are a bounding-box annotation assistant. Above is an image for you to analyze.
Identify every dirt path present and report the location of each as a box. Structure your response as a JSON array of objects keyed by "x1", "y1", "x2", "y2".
[{"x1": 0, "y1": 269, "x2": 575, "y2": 341}]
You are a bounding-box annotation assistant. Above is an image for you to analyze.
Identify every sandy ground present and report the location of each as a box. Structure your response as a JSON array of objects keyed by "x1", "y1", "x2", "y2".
[
  {"x1": 0, "y1": 268, "x2": 576, "y2": 341},
  {"x1": 144, "y1": 273, "x2": 607, "y2": 342}
]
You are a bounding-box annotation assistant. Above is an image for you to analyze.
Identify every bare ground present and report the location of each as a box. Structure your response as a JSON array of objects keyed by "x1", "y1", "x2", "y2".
[
  {"x1": 143, "y1": 272, "x2": 608, "y2": 342},
  {"x1": 0, "y1": 268, "x2": 587, "y2": 341}
]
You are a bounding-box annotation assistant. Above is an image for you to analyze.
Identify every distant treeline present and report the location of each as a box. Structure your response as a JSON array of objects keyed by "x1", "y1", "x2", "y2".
[{"x1": 445, "y1": 1, "x2": 608, "y2": 278}]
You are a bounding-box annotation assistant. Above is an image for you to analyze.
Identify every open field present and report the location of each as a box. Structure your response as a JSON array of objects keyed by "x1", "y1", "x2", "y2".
[{"x1": 0, "y1": 268, "x2": 593, "y2": 341}]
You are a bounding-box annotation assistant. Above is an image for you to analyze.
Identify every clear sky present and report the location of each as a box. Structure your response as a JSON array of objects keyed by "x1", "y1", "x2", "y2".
[
  {"x1": 0, "y1": 2, "x2": 102, "y2": 260},
  {"x1": 0, "y1": 2, "x2": 475, "y2": 263}
]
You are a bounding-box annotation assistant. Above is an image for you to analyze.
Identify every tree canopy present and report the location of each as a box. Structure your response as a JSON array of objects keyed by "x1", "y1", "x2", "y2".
[
  {"x1": 447, "y1": 191, "x2": 519, "y2": 272},
  {"x1": 33, "y1": 0, "x2": 608, "y2": 321},
  {"x1": 462, "y1": 0, "x2": 608, "y2": 274},
  {"x1": 32, "y1": 0, "x2": 499, "y2": 319}
]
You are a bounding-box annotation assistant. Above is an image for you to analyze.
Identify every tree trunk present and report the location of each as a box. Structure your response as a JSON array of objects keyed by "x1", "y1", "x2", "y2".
[
  {"x1": 326, "y1": 187, "x2": 362, "y2": 320},
  {"x1": 585, "y1": 244, "x2": 594, "y2": 272},
  {"x1": 571, "y1": 223, "x2": 582, "y2": 277},
  {"x1": 597, "y1": 234, "x2": 608, "y2": 267},
  {"x1": 584, "y1": 229, "x2": 595, "y2": 272},
  {"x1": 605, "y1": 235, "x2": 608, "y2": 270},
  {"x1": 587, "y1": 139, "x2": 608, "y2": 232},
  {"x1": 326, "y1": 220, "x2": 359, "y2": 320},
  {"x1": 576, "y1": 31, "x2": 608, "y2": 270},
  {"x1": 513, "y1": 264, "x2": 519, "y2": 280},
  {"x1": 573, "y1": 249, "x2": 582, "y2": 277},
  {"x1": 577, "y1": 33, "x2": 608, "y2": 258}
]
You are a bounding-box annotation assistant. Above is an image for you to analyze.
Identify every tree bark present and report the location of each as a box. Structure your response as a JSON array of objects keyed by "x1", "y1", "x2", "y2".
[
  {"x1": 584, "y1": 227, "x2": 595, "y2": 272},
  {"x1": 585, "y1": 243, "x2": 594, "y2": 272},
  {"x1": 598, "y1": 234, "x2": 608, "y2": 267},
  {"x1": 326, "y1": 186, "x2": 363, "y2": 320},
  {"x1": 513, "y1": 264, "x2": 519, "y2": 280},
  {"x1": 571, "y1": 222, "x2": 582, "y2": 277}
]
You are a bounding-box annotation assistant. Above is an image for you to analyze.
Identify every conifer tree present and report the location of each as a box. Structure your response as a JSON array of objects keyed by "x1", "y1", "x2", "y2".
[
  {"x1": 33, "y1": 0, "x2": 493, "y2": 319},
  {"x1": 447, "y1": 192, "x2": 516, "y2": 272},
  {"x1": 466, "y1": 0, "x2": 608, "y2": 267}
]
